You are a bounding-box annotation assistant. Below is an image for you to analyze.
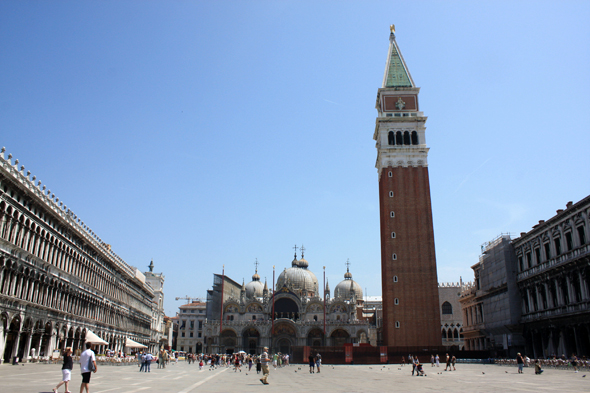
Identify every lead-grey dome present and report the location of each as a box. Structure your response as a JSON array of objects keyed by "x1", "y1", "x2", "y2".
[{"x1": 334, "y1": 269, "x2": 362, "y2": 299}]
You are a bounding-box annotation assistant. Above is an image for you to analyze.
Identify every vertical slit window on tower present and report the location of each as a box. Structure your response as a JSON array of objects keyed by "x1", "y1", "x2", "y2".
[
  {"x1": 388, "y1": 171, "x2": 392, "y2": 177},
  {"x1": 393, "y1": 276, "x2": 398, "y2": 282},
  {"x1": 391, "y1": 232, "x2": 396, "y2": 238},
  {"x1": 394, "y1": 298, "x2": 399, "y2": 305},
  {"x1": 390, "y1": 211, "x2": 395, "y2": 217},
  {"x1": 389, "y1": 191, "x2": 394, "y2": 197},
  {"x1": 395, "y1": 321, "x2": 400, "y2": 328},
  {"x1": 392, "y1": 253, "x2": 397, "y2": 260}
]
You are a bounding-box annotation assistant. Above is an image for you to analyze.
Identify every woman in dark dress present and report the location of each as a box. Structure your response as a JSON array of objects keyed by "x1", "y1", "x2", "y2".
[{"x1": 53, "y1": 347, "x2": 73, "y2": 393}]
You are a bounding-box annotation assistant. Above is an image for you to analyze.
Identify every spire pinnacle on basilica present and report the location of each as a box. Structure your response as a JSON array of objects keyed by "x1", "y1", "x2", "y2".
[
  {"x1": 292, "y1": 244, "x2": 299, "y2": 266},
  {"x1": 382, "y1": 25, "x2": 415, "y2": 89},
  {"x1": 344, "y1": 258, "x2": 352, "y2": 279},
  {"x1": 252, "y1": 258, "x2": 260, "y2": 281}
]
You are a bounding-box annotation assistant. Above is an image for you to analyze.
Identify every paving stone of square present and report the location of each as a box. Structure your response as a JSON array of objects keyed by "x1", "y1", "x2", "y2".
[{"x1": 0, "y1": 361, "x2": 587, "y2": 392}]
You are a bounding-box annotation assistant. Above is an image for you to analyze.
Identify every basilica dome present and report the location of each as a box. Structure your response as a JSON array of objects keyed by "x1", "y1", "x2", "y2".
[
  {"x1": 277, "y1": 267, "x2": 315, "y2": 293},
  {"x1": 245, "y1": 271, "x2": 264, "y2": 298},
  {"x1": 334, "y1": 269, "x2": 363, "y2": 299}
]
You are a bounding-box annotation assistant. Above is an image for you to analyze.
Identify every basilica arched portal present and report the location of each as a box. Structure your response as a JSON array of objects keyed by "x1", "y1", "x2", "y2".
[
  {"x1": 272, "y1": 322, "x2": 296, "y2": 355},
  {"x1": 220, "y1": 329, "x2": 237, "y2": 354},
  {"x1": 242, "y1": 327, "x2": 260, "y2": 355},
  {"x1": 307, "y1": 328, "x2": 324, "y2": 347}
]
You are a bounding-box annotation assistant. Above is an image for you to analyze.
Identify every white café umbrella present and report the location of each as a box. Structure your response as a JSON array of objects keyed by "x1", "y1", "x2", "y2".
[
  {"x1": 85, "y1": 330, "x2": 109, "y2": 345},
  {"x1": 125, "y1": 337, "x2": 147, "y2": 349}
]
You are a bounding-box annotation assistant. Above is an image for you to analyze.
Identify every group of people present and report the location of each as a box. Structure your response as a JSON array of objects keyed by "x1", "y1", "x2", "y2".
[
  {"x1": 516, "y1": 352, "x2": 582, "y2": 374},
  {"x1": 308, "y1": 352, "x2": 322, "y2": 373},
  {"x1": 52, "y1": 342, "x2": 97, "y2": 393},
  {"x1": 401, "y1": 353, "x2": 455, "y2": 376}
]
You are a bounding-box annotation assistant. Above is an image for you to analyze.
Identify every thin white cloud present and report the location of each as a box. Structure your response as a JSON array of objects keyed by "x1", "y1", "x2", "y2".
[{"x1": 453, "y1": 157, "x2": 492, "y2": 194}]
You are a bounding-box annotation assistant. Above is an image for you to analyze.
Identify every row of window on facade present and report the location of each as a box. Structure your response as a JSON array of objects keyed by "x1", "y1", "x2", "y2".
[
  {"x1": 517, "y1": 224, "x2": 586, "y2": 272},
  {"x1": 180, "y1": 320, "x2": 203, "y2": 330},
  {"x1": 522, "y1": 271, "x2": 589, "y2": 313},
  {"x1": 387, "y1": 131, "x2": 419, "y2": 146},
  {"x1": 181, "y1": 331, "x2": 202, "y2": 338},
  {"x1": 442, "y1": 327, "x2": 463, "y2": 340}
]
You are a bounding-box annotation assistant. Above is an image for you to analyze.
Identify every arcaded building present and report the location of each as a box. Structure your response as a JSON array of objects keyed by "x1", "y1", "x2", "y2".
[
  {"x1": 512, "y1": 197, "x2": 590, "y2": 358},
  {"x1": 439, "y1": 281, "x2": 465, "y2": 350},
  {"x1": 0, "y1": 149, "x2": 164, "y2": 362},
  {"x1": 204, "y1": 254, "x2": 369, "y2": 355},
  {"x1": 374, "y1": 26, "x2": 441, "y2": 347}
]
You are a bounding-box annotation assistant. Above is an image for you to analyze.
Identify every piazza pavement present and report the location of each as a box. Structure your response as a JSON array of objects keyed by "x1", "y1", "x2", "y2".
[{"x1": 0, "y1": 360, "x2": 587, "y2": 393}]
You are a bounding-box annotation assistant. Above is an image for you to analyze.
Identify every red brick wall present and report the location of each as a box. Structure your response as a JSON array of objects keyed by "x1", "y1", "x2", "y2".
[{"x1": 379, "y1": 166, "x2": 442, "y2": 347}]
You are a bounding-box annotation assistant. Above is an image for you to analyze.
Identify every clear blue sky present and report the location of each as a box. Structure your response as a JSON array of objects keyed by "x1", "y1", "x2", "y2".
[{"x1": 1, "y1": 1, "x2": 589, "y2": 316}]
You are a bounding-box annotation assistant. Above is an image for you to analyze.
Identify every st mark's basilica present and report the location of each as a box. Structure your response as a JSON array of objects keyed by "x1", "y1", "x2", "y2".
[{"x1": 204, "y1": 250, "x2": 370, "y2": 355}]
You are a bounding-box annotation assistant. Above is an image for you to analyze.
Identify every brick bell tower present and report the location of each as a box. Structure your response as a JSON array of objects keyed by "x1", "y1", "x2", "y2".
[{"x1": 375, "y1": 25, "x2": 441, "y2": 347}]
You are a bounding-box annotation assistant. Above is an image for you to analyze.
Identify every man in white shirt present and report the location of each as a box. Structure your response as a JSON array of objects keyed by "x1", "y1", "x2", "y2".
[{"x1": 79, "y1": 342, "x2": 97, "y2": 393}]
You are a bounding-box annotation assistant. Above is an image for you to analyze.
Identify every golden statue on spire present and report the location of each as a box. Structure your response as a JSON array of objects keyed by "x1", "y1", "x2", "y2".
[{"x1": 390, "y1": 24, "x2": 395, "y2": 33}]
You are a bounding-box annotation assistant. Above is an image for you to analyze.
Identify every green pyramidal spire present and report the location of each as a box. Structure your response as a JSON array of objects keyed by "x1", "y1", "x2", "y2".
[{"x1": 382, "y1": 26, "x2": 415, "y2": 88}]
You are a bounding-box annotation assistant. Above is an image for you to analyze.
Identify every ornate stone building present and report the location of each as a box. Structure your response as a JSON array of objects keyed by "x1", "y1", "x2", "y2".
[
  {"x1": 177, "y1": 300, "x2": 206, "y2": 354},
  {"x1": 204, "y1": 253, "x2": 369, "y2": 355},
  {"x1": 513, "y1": 197, "x2": 590, "y2": 358},
  {"x1": 374, "y1": 26, "x2": 441, "y2": 347},
  {"x1": 0, "y1": 148, "x2": 163, "y2": 362},
  {"x1": 438, "y1": 281, "x2": 465, "y2": 350},
  {"x1": 459, "y1": 234, "x2": 525, "y2": 357}
]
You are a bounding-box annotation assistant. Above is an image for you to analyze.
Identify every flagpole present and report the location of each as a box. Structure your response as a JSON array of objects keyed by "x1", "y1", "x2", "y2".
[
  {"x1": 219, "y1": 265, "x2": 224, "y2": 334},
  {"x1": 271, "y1": 265, "x2": 275, "y2": 352},
  {"x1": 323, "y1": 266, "x2": 326, "y2": 345}
]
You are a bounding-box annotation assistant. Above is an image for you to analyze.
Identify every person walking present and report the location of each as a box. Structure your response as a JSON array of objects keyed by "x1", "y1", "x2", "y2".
[
  {"x1": 444, "y1": 353, "x2": 451, "y2": 371},
  {"x1": 315, "y1": 353, "x2": 322, "y2": 373},
  {"x1": 571, "y1": 353, "x2": 579, "y2": 373},
  {"x1": 431, "y1": 355, "x2": 435, "y2": 367},
  {"x1": 144, "y1": 352, "x2": 153, "y2": 372},
  {"x1": 52, "y1": 347, "x2": 73, "y2": 393},
  {"x1": 435, "y1": 354, "x2": 440, "y2": 367},
  {"x1": 139, "y1": 352, "x2": 146, "y2": 372},
  {"x1": 79, "y1": 342, "x2": 97, "y2": 393},
  {"x1": 256, "y1": 356, "x2": 262, "y2": 374},
  {"x1": 516, "y1": 353, "x2": 524, "y2": 373},
  {"x1": 308, "y1": 353, "x2": 315, "y2": 373},
  {"x1": 260, "y1": 347, "x2": 270, "y2": 385},
  {"x1": 451, "y1": 355, "x2": 456, "y2": 371}
]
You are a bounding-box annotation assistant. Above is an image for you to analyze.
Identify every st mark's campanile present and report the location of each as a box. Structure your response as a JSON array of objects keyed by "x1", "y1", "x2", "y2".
[{"x1": 375, "y1": 26, "x2": 441, "y2": 347}]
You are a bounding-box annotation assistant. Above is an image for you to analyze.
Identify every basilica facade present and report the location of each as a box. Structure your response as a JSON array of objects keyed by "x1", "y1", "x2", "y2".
[
  {"x1": 0, "y1": 148, "x2": 165, "y2": 362},
  {"x1": 204, "y1": 253, "x2": 370, "y2": 355}
]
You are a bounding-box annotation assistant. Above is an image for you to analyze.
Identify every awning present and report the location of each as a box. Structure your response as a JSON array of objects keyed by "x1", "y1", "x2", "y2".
[
  {"x1": 85, "y1": 330, "x2": 109, "y2": 345},
  {"x1": 125, "y1": 337, "x2": 147, "y2": 348}
]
